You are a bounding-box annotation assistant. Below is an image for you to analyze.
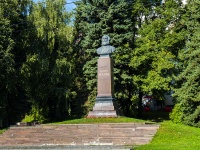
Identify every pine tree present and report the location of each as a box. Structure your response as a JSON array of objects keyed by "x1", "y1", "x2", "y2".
[
  {"x1": 172, "y1": 0, "x2": 200, "y2": 127},
  {"x1": 73, "y1": 0, "x2": 136, "y2": 116}
]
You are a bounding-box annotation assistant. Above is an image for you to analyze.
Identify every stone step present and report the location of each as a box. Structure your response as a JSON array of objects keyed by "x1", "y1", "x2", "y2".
[
  {"x1": 1, "y1": 127, "x2": 159, "y2": 139},
  {"x1": 93, "y1": 105, "x2": 115, "y2": 111},
  {"x1": 87, "y1": 110, "x2": 117, "y2": 118},
  {"x1": 0, "y1": 123, "x2": 160, "y2": 147}
]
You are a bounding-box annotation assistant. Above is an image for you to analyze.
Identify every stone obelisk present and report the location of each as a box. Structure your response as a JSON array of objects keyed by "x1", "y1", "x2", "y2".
[{"x1": 87, "y1": 35, "x2": 118, "y2": 118}]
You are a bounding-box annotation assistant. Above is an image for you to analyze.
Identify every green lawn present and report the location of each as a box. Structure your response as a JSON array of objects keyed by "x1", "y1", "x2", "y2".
[
  {"x1": 135, "y1": 121, "x2": 200, "y2": 150},
  {"x1": 52, "y1": 116, "x2": 146, "y2": 124}
]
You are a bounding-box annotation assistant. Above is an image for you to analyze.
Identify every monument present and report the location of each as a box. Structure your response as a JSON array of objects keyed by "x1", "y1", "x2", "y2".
[{"x1": 87, "y1": 35, "x2": 119, "y2": 118}]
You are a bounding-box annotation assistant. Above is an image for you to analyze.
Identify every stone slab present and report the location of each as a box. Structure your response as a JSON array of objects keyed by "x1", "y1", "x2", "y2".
[
  {"x1": 93, "y1": 106, "x2": 115, "y2": 111},
  {"x1": 87, "y1": 110, "x2": 117, "y2": 118}
]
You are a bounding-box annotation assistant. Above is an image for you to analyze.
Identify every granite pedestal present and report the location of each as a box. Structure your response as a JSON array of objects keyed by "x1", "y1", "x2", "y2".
[{"x1": 87, "y1": 57, "x2": 118, "y2": 118}]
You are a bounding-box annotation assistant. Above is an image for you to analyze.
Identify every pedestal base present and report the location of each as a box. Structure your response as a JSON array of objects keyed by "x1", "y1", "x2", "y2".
[
  {"x1": 87, "y1": 97, "x2": 118, "y2": 118},
  {"x1": 87, "y1": 56, "x2": 122, "y2": 118}
]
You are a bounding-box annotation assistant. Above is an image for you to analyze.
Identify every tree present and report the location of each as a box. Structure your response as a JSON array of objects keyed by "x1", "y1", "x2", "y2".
[
  {"x1": 20, "y1": 0, "x2": 74, "y2": 122},
  {"x1": 130, "y1": 0, "x2": 186, "y2": 117},
  {"x1": 0, "y1": 0, "x2": 31, "y2": 127},
  {"x1": 0, "y1": 1, "x2": 15, "y2": 127},
  {"x1": 172, "y1": 0, "x2": 200, "y2": 127},
  {"x1": 73, "y1": 0, "x2": 136, "y2": 116}
]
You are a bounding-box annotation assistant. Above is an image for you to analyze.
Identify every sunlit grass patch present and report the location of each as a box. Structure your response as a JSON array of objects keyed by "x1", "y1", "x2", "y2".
[
  {"x1": 52, "y1": 116, "x2": 147, "y2": 124},
  {"x1": 135, "y1": 121, "x2": 200, "y2": 150}
]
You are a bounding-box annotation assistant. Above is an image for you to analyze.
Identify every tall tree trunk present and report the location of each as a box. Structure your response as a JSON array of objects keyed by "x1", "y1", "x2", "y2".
[{"x1": 138, "y1": 91, "x2": 143, "y2": 118}]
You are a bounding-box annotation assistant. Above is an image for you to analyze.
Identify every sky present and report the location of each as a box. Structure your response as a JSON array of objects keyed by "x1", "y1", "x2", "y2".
[{"x1": 33, "y1": 0, "x2": 77, "y2": 12}]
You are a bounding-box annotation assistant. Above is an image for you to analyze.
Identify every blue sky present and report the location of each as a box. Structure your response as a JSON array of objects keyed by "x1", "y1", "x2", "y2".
[{"x1": 33, "y1": 0, "x2": 76, "y2": 12}]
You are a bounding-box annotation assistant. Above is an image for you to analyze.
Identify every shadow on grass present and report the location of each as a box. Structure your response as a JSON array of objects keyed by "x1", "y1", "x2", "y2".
[
  {"x1": 141, "y1": 109, "x2": 170, "y2": 123},
  {"x1": 47, "y1": 110, "x2": 170, "y2": 124}
]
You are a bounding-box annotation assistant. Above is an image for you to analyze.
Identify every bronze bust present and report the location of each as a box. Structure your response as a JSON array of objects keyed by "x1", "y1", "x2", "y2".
[{"x1": 97, "y1": 35, "x2": 115, "y2": 57}]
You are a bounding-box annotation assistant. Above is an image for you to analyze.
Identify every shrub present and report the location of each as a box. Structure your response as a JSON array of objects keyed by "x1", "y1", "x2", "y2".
[
  {"x1": 170, "y1": 104, "x2": 182, "y2": 124},
  {"x1": 22, "y1": 114, "x2": 35, "y2": 123},
  {"x1": 21, "y1": 106, "x2": 47, "y2": 123}
]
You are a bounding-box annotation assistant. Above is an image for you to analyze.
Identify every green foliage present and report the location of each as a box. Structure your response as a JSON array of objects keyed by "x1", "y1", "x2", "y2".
[
  {"x1": 22, "y1": 105, "x2": 47, "y2": 123},
  {"x1": 0, "y1": 1, "x2": 15, "y2": 126},
  {"x1": 170, "y1": 104, "x2": 182, "y2": 124},
  {"x1": 0, "y1": 0, "x2": 31, "y2": 127},
  {"x1": 22, "y1": 114, "x2": 35, "y2": 123},
  {"x1": 173, "y1": 0, "x2": 200, "y2": 127},
  {"x1": 74, "y1": 0, "x2": 136, "y2": 116},
  {"x1": 129, "y1": 0, "x2": 186, "y2": 118},
  {"x1": 130, "y1": 0, "x2": 185, "y2": 96},
  {"x1": 20, "y1": 0, "x2": 75, "y2": 122},
  {"x1": 0, "y1": 129, "x2": 6, "y2": 134},
  {"x1": 0, "y1": 0, "x2": 78, "y2": 125},
  {"x1": 183, "y1": 105, "x2": 200, "y2": 127},
  {"x1": 128, "y1": 1, "x2": 185, "y2": 119}
]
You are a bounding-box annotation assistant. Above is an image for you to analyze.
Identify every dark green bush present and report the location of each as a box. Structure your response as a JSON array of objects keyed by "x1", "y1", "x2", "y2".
[{"x1": 183, "y1": 105, "x2": 200, "y2": 128}]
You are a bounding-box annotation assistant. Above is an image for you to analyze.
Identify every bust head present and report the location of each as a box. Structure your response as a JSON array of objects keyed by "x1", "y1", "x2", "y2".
[{"x1": 102, "y1": 35, "x2": 110, "y2": 46}]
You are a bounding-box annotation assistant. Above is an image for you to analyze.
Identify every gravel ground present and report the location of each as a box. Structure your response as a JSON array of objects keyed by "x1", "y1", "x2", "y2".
[{"x1": 0, "y1": 145, "x2": 134, "y2": 150}]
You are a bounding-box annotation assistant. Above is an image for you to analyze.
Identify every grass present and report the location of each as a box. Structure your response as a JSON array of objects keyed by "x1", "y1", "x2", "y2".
[
  {"x1": 52, "y1": 110, "x2": 170, "y2": 124},
  {"x1": 52, "y1": 116, "x2": 147, "y2": 124},
  {"x1": 0, "y1": 129, "x2": 6, "y2": 134},
  {"x1": 135, "y1": 121, "x2": 200, "y2": 150}
]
